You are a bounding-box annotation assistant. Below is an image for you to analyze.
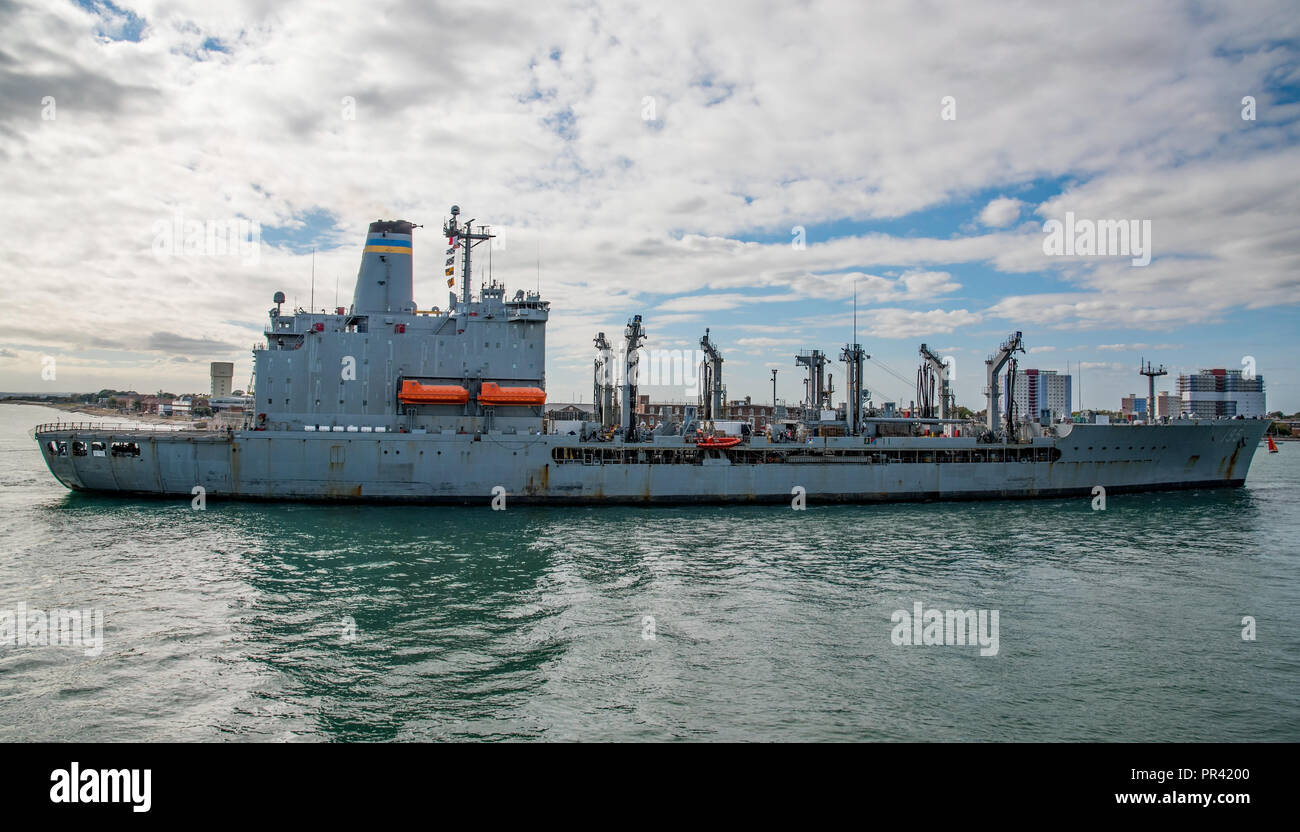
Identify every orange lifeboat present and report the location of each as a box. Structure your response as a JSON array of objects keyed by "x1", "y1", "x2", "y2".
[
  {"x1": 398, "y1": 380, "x2": 470, "y2": 405},
  {"x1": 697, "y1": 435, "x2": 743, "y2": 449},
  {"x1": 478, "y1": 382, "x2": 547, "y2": 406}
]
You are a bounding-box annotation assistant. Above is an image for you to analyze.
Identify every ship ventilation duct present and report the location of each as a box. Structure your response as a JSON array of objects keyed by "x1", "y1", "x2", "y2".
[{"x1": 352, "y1": 220, "x2": 416, "y2": 315}]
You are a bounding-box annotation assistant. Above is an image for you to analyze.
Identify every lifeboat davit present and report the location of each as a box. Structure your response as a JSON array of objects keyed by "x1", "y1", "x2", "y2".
[
  {"x1": 697, "y1": 435, "x2": 743, "y2": 449},
  {"x1": 478, "y1": 382, "x2": 547, "y2": 406},
  {"x1": 397, "y1": 380, "x2": 470, "y2": 405}
]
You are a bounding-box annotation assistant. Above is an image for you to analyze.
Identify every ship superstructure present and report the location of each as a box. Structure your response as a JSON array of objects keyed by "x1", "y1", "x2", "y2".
[
  {"x1": 33, "y1": 207, "x2": 1269, "y2": 504},
  {"x1": 254, "y1": 210, "x2": 548, "y2": 436}
]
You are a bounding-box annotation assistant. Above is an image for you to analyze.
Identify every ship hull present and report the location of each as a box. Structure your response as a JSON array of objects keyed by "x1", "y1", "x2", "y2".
[{"x1": 33, "y1": 420, "x2": 1268, "y2": 506}]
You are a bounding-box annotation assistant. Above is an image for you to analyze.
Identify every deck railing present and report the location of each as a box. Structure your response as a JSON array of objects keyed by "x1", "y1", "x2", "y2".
[{"x1": 32, "y1": 422, "x2": 194, "y2": 434}]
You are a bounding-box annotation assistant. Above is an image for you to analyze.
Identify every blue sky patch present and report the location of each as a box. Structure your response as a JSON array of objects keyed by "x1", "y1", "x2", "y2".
[{"x1": 74, "y1": 0, "x2": 146, "y2": 42}]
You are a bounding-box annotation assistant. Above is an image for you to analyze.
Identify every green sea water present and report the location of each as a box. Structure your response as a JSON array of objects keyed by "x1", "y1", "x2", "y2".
[{"x1": 2, "y1": 403, "x2": 1297, "y2": 741}]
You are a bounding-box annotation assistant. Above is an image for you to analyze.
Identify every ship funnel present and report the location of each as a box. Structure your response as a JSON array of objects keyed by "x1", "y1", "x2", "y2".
[{"x1": 352, "y1": 220, "x2": 416, "y2": 314}]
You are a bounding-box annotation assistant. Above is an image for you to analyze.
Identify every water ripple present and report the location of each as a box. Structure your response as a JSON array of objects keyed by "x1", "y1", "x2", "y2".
[{"x1": 1, "y1": 404, "x2": 1296, "y2": 741}]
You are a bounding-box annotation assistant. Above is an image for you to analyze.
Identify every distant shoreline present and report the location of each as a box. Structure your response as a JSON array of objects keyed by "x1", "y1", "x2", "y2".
[{"x1": 1, "y1": 400, "x2": 203, "y2": 427}]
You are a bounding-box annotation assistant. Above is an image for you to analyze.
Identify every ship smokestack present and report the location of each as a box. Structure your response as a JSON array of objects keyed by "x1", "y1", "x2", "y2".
[{"x1": 352, "y1": 220, "x2": 416, "y2": 314}]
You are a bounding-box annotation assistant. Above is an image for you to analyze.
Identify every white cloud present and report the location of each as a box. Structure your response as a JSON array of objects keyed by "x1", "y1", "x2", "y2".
[
  {"x1": 861, "y1": 308, "x2": 983, "y2": 339},
  {"x1": 735, "y1": 336, "x2": 805, "y2": 348},
  {"x1": 986, "y1": 293, "x2": 1221, "y2": 331},
  {"x1": 900, "y1": 271, "x2": 961, "y2": 298},
  {"x1": 979, "y1": 197, "x2": 1022, "y2": 228},
  {"x1": 655, "y1": 293, "x2": 798, "y2": 313},
  {"x1": 1096, "y1": 342, "x2": 1184, "y2": 352}
]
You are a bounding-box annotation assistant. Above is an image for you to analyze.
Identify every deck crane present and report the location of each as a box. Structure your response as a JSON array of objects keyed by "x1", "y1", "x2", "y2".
[
  {"x1": 621, "y1": 315, "x2": 647, "y2": 440},
  {"x1": 699, "y1": 328, "x2": 725, "y2": 420},
  {"x1": 918, "y1": 343, "x2": 952, "y2": 419},
  {"x1": 984, "y1": 331, "x2": 1025, "y2": 435},
  {"x1": 796, "y1": 350, "x2": 830, "y2": 414},
  {"x1": 593, "y1": 332, "x2": 615, "y2": 429}
]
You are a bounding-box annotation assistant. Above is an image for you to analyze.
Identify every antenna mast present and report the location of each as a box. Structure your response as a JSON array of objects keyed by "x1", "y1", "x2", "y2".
[
  {"x1": 1139, "y1": 358, "x2": 1168, "y2": 422},
  {"x1": 443, "y1": 205, "x2": 493, "y2": 307}
]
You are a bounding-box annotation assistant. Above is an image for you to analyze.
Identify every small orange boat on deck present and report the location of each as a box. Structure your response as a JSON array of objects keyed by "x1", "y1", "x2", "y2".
[
  {"x1": 397, "y1": 380, "x2": 469, "y2": 405},
  {"x1": 697, "y1": 435, "x2": 743, "y2": 449},
  {"x1": 477, "y1": 382, "x2": 547, "y2": 406}
]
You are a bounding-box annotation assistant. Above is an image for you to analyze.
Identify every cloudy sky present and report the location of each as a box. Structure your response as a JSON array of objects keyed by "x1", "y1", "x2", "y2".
[{"x1": 2, "y1": 0, "x2": 1298, "y2": 411}]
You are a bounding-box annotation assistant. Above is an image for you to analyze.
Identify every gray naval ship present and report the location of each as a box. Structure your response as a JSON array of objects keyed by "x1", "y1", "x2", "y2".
[{"x1": 34, "y1": 207, "x2": 1268, "y2": 504}]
